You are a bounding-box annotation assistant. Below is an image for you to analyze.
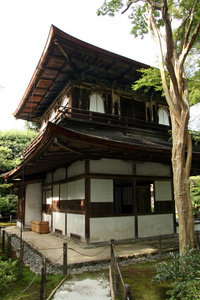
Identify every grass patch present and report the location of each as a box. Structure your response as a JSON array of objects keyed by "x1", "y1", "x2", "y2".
[
  {"x1": 115, "y1": 260, "x2": 172, "y2": 300},
  {"x1": 0, "y1": 223, "x2": 16, "y2": 227},
  {"x1": 1, "y1": 260, "x2": 67, "y2": 300},
  {"x1": 0, "y1": 240, "x2": 67, "y2": 300}
]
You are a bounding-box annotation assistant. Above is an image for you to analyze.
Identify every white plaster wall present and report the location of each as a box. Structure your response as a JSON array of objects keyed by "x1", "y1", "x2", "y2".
[
  {"x1": 138, "y1": 214, "x2": 174, "y2": 238},
  {"x1": 67, "y1": 179, "x2": 85, "y2": 200},
  {"x1": 91, "y1": 179, "x2": 113, "y2": 202},
  {"x1": 25, "y1": 183, "x2": 42, "y2": 226},
  {"x1": 67, "y1": 214, "x2": 85, "y2": 241},
  {"x1": 90, "y1": 158, "x2": 133, "y2": 175},
  {"x1": 53, "y1": 184, "x2": 59, "y2": 201},
  {"x1": 45, "y1": 172, "x2": 52, "y2": 184},
  {"x1": 90, "y1": 216, "x2": 135, "y2": 242},
  {"x1": 68, "y1": 160, "x2": 85, "y2": 178},
  {"x1": 155, "y1": 181, "x2": 172, "y2": 201},
  {"x1": 53, "y1": 168, "x2": 66, "y2": 181},
  {"x1": 42, "y1": 213, "x2": 52, "y2": 231},
  {"x1": 136, "y1": 162, "x2": 171, "y2": 176},
  {"x1": 53, "y1": 212, "x2": 66, "y2": 235},
  {"x1": 60, "y1": 183, "x2": 68, "y2": 200}
]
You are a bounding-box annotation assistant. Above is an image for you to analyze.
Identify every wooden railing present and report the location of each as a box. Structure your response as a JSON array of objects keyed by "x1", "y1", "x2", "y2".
[
  {"x1": 57, "y1": 106, "x2": 170, "y2": 134},
  {"x1": 23, "y1": 105, "x2": 170, "y2": 158},
  {"x1": 110, "y1": 239, "x2": 132, "y2": 300}
]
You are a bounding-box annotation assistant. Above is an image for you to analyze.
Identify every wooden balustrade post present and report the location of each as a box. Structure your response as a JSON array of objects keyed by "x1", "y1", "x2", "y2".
[
  {"x1": 124, "y1": 284, "x2": 131, "y2": 300},
  {"x1": 7, "y1": 235, "x2": 12, "y2": 259},
  {"x1": 63, "y1": 242, "x2": 68, "y2": 274},
  {"x1": 158, "y1": 236, "x2": 162, "y2": 261},
  {"x1": 40, "y1": 258, "x2": 46, "y2": 300},
  {"x1": 110, "y1": 239, "x2": 115, "y2": 268},
  {"x1": 114, "y1": 257, "x2": 120, "y2": 297}
]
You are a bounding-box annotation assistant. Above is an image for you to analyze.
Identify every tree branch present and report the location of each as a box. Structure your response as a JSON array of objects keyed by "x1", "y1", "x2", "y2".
[
  {"x1": 184, "y1": 0, "x2": 199, "y2": 48},
  {"x1": 147, "y1": 0, "x2": 163, "y2": 10},
  {"x1": 161, "y1": 0, "x2": 184, "y2": 109},
  {"x1": 148, "y1": 4, "x2": 181, "y2": 125}
]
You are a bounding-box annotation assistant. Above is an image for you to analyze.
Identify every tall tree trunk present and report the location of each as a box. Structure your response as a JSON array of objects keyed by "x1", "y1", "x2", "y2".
[{"x1": 171, "y1": 112, "x2": 194, "y2": 253}]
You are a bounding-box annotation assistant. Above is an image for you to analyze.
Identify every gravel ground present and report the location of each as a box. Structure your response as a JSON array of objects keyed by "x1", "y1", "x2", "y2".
[{"x1": 53, "y1": 277, "x2": 111, "y2": 300}]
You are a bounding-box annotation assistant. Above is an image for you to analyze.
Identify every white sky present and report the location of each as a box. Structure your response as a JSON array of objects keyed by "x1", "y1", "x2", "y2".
[{"x1": 0, "y1": 0, "x2": 158, "y2": 131}]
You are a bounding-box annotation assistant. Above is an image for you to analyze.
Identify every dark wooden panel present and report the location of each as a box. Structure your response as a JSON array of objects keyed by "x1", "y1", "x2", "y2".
[
  {"x1": 91, "y1": 202, "x2": 114, "y2": 215},
  {"x1": 154, "y1": 201, "x2": 173, "y2": 213},
  {"x1": 60, "y1": 199, "x2": 85, "y2": 212}
]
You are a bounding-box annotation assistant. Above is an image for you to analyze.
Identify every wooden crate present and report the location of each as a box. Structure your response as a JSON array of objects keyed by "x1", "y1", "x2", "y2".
[{"x1": 31, "y1": 221, "x2": 49, "y2": 234}]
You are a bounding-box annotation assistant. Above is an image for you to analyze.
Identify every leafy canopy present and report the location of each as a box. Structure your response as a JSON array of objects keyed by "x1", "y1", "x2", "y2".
[
  {"x1": 98, "y1": 1, "x2": 200, "y2": 106},
  {"x1": 0, "y1": 129, "x2": 37, "y2": 174}
]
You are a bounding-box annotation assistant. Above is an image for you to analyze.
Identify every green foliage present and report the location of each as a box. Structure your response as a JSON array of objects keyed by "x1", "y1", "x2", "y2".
[
  {"x1": 188, "y1": 71, "x2": 200, "y2": 106},
  {"x1": 0, "y1": 129, "x2": 37, "y2": 173},
  {"x1": 154, "y1": 248, "x2": 200, "y2": 299},
  {"x1": 0, "y1": 194, "x2": 18, "y2": 217},
  {"x1": 0, "y1": 257, "x2": 17, "y2": 293},
  {"x1": 190, "y1": 176, "x2": 200, "y2": 218},
  {"x1": 24, "y1": 121, "x2": 39, "y2": 132},
  {"x1": 132, "y1": 67, "x2": 170, "y2": 96},
  {"x1": 0, "y1": 129, "x2": 37, "y2": 217},
  {"x1": 97, "y1": 0, "x2": 124, "y2": 17}
]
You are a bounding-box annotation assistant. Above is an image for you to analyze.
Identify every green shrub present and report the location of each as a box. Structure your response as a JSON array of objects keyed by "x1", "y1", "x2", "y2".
[
  {"x1": 0, "y1": 194, "x2": 18, "y2": 217},
  {"x1": 0, "y1": 257, "x2": 17, "y2": 293},
  {"x1": 153, "y1": 248, "x2": 200, "y2": 299},
  {"x1": 190, "y1": 176, "x2": 200, "y2": 218}
]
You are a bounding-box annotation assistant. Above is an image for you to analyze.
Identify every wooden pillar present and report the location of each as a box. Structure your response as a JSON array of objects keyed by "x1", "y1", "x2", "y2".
[
  {"x1": 63, "y1": 243, "x2": 68, "y2": 274},
  {"x1": 85, "y1": 160, "x2": 90, "y2": 244},
  {"x1": 110, "y1": 239, "x2": 115, "y2": 268},
  {"x1": 158, "y1": 236, "x2": 162, "y2": 261},
  {"x1": 133, "y1": 178, "x2": 138, "y2": 238},
  {"x1": 7, "y1": 235, "x2": 12, "y2": 259},
  {"x1": 2, "y1": 229, "x2": 5, "y2": 252},
  {"x1": 124, "y1": 284, "x2": 131, "y2": 300},
  {"x1": 18, "y1": 242, "x2": 24, "y2": 279},
  {"x1": 114, "y1": 257, "x2": 119, "y2": 297},
  {"x1": 40, "y1": 258, "x2": 46, "y2": 300},
  {"x1": 196, "y1": 231, "x2": 200, "y2": 252}
]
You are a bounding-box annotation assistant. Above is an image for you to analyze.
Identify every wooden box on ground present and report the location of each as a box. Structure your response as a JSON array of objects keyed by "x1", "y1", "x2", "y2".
[{"x1": 31, "y1": 221, "x2": 49, "y2": 234}]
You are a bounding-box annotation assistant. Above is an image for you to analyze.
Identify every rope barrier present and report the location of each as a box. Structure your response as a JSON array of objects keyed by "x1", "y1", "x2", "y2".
[
  {"x1": 14, "y1": 273, "x2": 39, "y2": 300},
  {"x1": 48, "y1": 247, "x2": 67, "y2": 267},
  {"x1": 67, "y1": 243, "x2": 110, "y2": 257}
]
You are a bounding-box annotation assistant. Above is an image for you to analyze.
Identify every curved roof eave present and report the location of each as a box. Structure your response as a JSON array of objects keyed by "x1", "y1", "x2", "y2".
[
  {"x1": 13, "y1": 25, "x2": 150, "y2": 120},
  {"x1": 4, "y1": 121, "x2": 172, "y2": 180}
]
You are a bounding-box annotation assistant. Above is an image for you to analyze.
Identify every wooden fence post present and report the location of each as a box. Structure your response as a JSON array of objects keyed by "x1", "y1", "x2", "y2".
[
  {"x1": 196, "y1": 231, "x2": 200, "y2": 252},
  {"x1": 114, "y1": 256, "x2": 120, "y2": 297},
  {"x1": 40, "y1": 258, "x2": 46, "y2": 300},
  {"x1": 7, "y1": 235, "x2": 12, "y2": 259},
  {"x1": 158, "y1": 236, "x2": 162, "y2": 261},
  {"x1": 110, "y1": 239, "x2": 115, "y2": 268},
  {"x1": 63, "y1": 243, "x2": 68, "y2": 274},
  {"x1": 18, "y1": 242, "x2": 24, "y2": 279},
  {"x1": 124, "y1": 284, "x2": 131, "y2": 300},
  {"x1": 2, "y1": 229, "x2": 5, "y2": 252}
]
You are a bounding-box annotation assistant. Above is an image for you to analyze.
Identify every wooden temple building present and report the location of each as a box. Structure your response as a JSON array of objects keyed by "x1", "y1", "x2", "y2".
[{"x1": 5, "y1": 25, "x2": 200, "y2": 244}]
